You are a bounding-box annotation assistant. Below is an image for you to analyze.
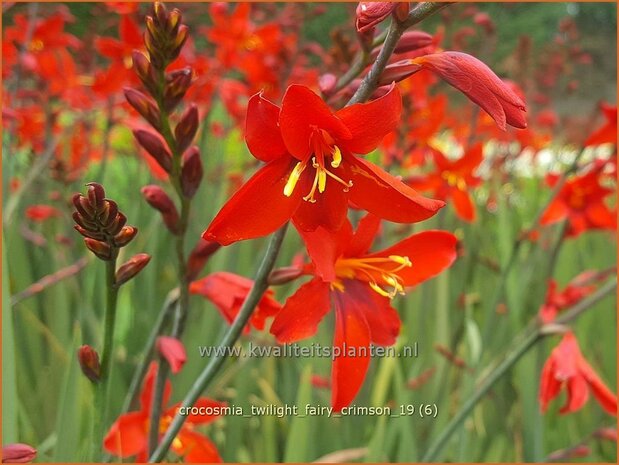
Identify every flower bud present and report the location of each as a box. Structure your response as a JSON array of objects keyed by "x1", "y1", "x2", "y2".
[
  {"x1": 98, "y1": 199, "x2": 119, "y2": 226},
  {"x1": 141, "y1": 185, "x2": 180, "y2": 234},
  {"x1": 115, "y1": 253, "x2": 151, "y2": 286},
  {"x1": 268, "y1": 266, "x2": 303, "y2": 285},
  {"x1": 86, "y1": 182, "x2": 105, "y2": 212},
  {"x1": 174, "y1": 104, "x2": 199, "y2": 154},
  {"x1": 72, "y1": 193, "x2": 94, "y2": 218},
  {"x1": 356, "y1": 2, "x2": 398, "y2": 33},
  {"x1": 113, "y1": 225, "x2": 138, "y2": 247},
  {"x1": 394, "y1": 2, "x2": 410, "y2": 22},
  {"x1": 187, "y1": 239, "x2": 221, "y2": 280},
  {"x1": 156, "y1": 336, "x2": 187, "y2": 374},
  {"x1": 84, "y1": 238, "x2": 113, "y2": 260},
  {"x1": 124, "y1": 88, "x2": 161, "y2": 131},
  {"x1": 133, "y1": 129, "x2": 173, "y2": 173},
  {"x1": 180, "y1": 146, "x2": 203, "y2": 198},
  {"x1": 394, "y1": 31, "x2": 434, "y2": 54},
  {"x1": 132, "y1": 50, "x2": 157, "y2": 93},
  {"x1": 2, "y1": 443, "x2": 37, "y2": 463},
  {"x1": 170, "y1": 25, "x2": 189, "y2": 60},
  {"x1": 77, "y1": 345, "x2": 101, "y2": 383},
  {"x1": 378, "y1": 59, "x2": 421, "y2": 86},
  {"x1": 319, "y1": 73, "x2": 337, "y2": 97},
  {"x1": 107, "y1": 212, "x2": 127, "y2": 236},
  {"x1": 163, "y1": 67, "x2": 193, "y2": 112}
]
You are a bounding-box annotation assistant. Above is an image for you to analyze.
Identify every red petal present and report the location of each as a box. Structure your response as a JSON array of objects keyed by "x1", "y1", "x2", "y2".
[
  {"x1": 103, "y1": 411, "x2": 148, "y2": 458},
  {"x1": 203, "y1": 158, "x2": 302, "y2": 245},
  {"x1": 578, "y1": 357, "x2": 618, "y2": 416},
  {"x1": 540, "y1": 199, "x2": 568, "y2": 226},
  {"x1": 347, "y1": 155, "x2": 445, "y2": 223},
  {"x1": 369, "y1": 230, "x2": 457, "y2": 287},
  {"x1": 94, "y1": 37, "x2": 124, "y2": 59},
  {"x1": 331, "y1": 288, "x2": 372, "y2": 411},
  {"x1": 559, "y1": 375, "x2": 589, "y2": 414},
  {"x1": 292, "y1": 175, "x2": 349, "y2": 232},
  {"x1": 539, "y1": 356, "x2": 561, "y2": 412},
  {"x1": 279, "y1": 85, "x2": 351, "y2": 159},
  {"x1": 335, "y1": 84, "x2": 402, "y2": 154},
  {"x1": 245, "y1": 92, "x2": 288, "y2": 162},
  {"x1": 156, "y1": 336, "x2": 187, "y2": 374},
  {"x1": 176, "y1": 431, "x2": 222, "y2": 463},
  {"x1": 120, "y1": 15, "x2": 142, "y2": 48},
  {"x1": 585, "y1": 203, "x2": 616, "y2": 229},
  {"x1": 452, "y1": 143, "x2": 484, "y2": 175},
  {"x1": 346, "y1": 213, "x2": 382, "y2": 257},
  {"x1": 450, "y1": 188, "x2": 476, "y2": 222},
  {"x1": 140, "y1": 362, "x2": 171, "y2": 412},
  {"x1": 295, "y1": 222, "x2": 352, "y2": 282},
  {"x1": 270, "y1": 278, "x2": 331, "y2": 343}
]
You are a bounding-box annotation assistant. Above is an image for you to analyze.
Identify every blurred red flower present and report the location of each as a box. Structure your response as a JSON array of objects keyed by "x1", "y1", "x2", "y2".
[
  {"x1": 203, "y1": 84, "x2": 444, "y2": 245},
  {"x1": 539, "y1": 332, "x2": 617, "y2": 416},
  {"x1": 156, "y1": 336, "x2": 187, "y2": 374},
  {"x1": 406, "y1": 144, "x2": 483, "y2": 222},
  {"x1": 25, "y1": 204, "x2": 61, "y2": 222},
  {"x1": 104, "y1": 363, "x2": 223, "y2": 462},
  {"x1": 270, "y1": 214, "x2": 457, "y2": 410},
  {"x1": 585, "y1": 102, "x2": 617, "y2": 147},
  {"x1": 190, "y1": 272, "x2": 282, "y2": 333},
  {"x1": 540, "y1": 162, "x2": 616, "y2": 237}
]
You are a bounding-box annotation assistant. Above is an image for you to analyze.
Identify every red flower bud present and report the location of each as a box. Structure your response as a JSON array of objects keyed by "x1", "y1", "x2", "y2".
[
  {"x1": 268, "y1": 266, "x2": 303, "y2": 285},
  {"x1": 133, "y1": 129, "x2": 173, "y2": 173},
  {"x1": 77, "y1": 345, "x2": 101, "y2": 383},
  {"x1": 394, "y1": 31, "x2": 434, "y2": 54},
  {"x1": 124, "y1": 88, "x2": 161, "y2": 131},
  {"x1": 115, "y1": 253, "x2": 151, "y2": 286},
  {"x1": 2, "y1": 443, "x2": 37, "y2": 463},
  {"x1": 171, "y1": 24, "x2": 189, "y2": 60},
  {"x1": 163, "y1": 67, "x2": 193, "y2": 112},
  {"x1": 378, "y1": 59, "x2": 421, "y2": 86},
  {"x1": 132, "y1": 50, "x2": 157, "y2": 92},
  {"x1": 356, "y1": 2, "x2": 398, "y2": 33},
  {"x1": 174, "y1": 104, "x2": 199, "y2": 154},
  {"x1": 86, "y1": 182, "x2": 105, "y2": 212},
  {"x1": 180, "y1": 146, "x2": 203, "y2": 198},
  {"x1": 156, "y1": 336, "x2": 187, "y2": 374},
  {"x1": 187, "y1": 239, "x2": 221, "y2": 280},
  {"x1": 319, "y1": 73, "x2": 337, "y2": 96},
  {"x1": 84, "y1": 238, "x2": 113, "y2": 260},
  {"x1": 98, "y1": 199, "x2": 119, "y2": 227},
  {"x1": 394, "y1": 2, "x2": 410, "y2": 22},
  {"x1": 72, "y1": 193, "x2": 94, "y2": 218},
  {"x1": 107, "y1": 212, "x2": 127, "y2": 236},
  {"x1": 412, "y1": 51, "x2": 527, "y2": 130},
  {"x1": 113, "y1": 225, "x2": 138, "y2": 247},
  {"x1": 141, "y1": 185, "x2": 180, "y2": 234}
]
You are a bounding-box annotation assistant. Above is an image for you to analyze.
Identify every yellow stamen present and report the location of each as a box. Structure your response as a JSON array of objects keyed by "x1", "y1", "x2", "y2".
[
  {"x1": 389, "y1": 255, "x2": 412, "y2": 267},
  {"x1": 369, "y1": 282, "x2": 392, "y2": 298},
  {"x1": 284, "y1": 162, "x2": 306, "y2": 197},
  {"x1": 318, "y1": 169, "x2": 327, "y2": 193},
  {"x1": 331, "y1": 146, "x2": 342, "y2": 168},
  {"x1": 335, "y1": 255, "x2": 412, "y2": 299}
]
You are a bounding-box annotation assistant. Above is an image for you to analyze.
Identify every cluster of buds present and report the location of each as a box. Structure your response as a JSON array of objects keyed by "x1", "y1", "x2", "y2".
[
  {"x1": 125, "y1": 2, "x2": 204, "y2": 234},
  {"x1": 72, "y1": 183, "x2": 151, "y2": 284}
]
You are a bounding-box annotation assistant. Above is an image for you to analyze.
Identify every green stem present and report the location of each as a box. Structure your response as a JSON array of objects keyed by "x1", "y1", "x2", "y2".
[
  {"x1": 149, "y1": 223, "x2": 289, "y2": 463},
  {"x1": 92, "y1": 254, "x2": 119, "y2": 460},
  {"x1": 421, "y1": 279, "x2": 616, "y2": 462}
]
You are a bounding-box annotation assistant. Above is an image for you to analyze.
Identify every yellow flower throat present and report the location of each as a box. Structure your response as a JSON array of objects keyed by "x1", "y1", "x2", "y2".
[{"x1": 333, "y1": 255, "x2": 412, "y2": 299}]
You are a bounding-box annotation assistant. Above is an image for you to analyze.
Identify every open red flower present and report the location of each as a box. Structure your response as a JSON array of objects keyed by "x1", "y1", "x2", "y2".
[
  {"x1": 270, "y1": 214, "x2": 457, "y2": 411},
  {"x1": 585, "y1": 102, "x2": 617, "y2": 147},
  {"x1": 203, "y1": 84, "x2": 444, "y2": 245},
  {"x1": 538, "y1": 269, "x2": 613, "y2": 324},
  {"x1": 406, "y1": 144, "x2": 483, "y2": 222},
  {"x1": 539, "y1": 332, "x2": 617, "y2": 416},
  {"x1": 104, "y1": 363, "x2": 224, "y2": 462},
  {"x1": 410, "y1": 51, "x2": 527, "y2": 130},
  {"x1": 540, "y1": 161, "x2": 616, "y2": 237},
  {"x1": 190, "y1": 272, "x2": 282, "y2": 333}
]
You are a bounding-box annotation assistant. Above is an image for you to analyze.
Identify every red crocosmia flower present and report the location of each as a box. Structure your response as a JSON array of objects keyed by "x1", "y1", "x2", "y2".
[
  {"x1": 25, "y1": 204, "x2": 61, "y2": 222},
  {"x1": 585, "y1": 102, "x2": 617, "y2": 147},
  {"x1": 538, "y1": 270, "x2": 612, "y2": 324},
  {"x1": 540, "y1": 162, "x2": 616, "y2": 238},
  {"x1": 539, "y1": 332, "x2": 617, "y2": 416},
  {"x1": 270, "y1": 214, "x2": 457, "y2": 411},
  {"x1": 104, "y1": 363, "x2": 224, "y2": 462},
  {"x1": 410, "y1": 51, "x2": 527, "y2": 130},
  {"x1": 203, "y1": 84, "x2": 444, "y2": 245},
  {"x1": 190, "y1": 272, "x2": 282, "y2": 333},
  {"x1": 406, "y1": 144, "x2": 483, "y2": 222},
  {"x1": 156, "y1": 336, "x2": 187, "y2": 374}
]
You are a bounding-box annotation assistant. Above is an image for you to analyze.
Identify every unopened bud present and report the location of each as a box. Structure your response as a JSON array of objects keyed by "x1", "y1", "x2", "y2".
[
  {"x1": 268, "y1": 266, "x2": 303, "y2": 285},
  {"x1": 141, "y1": 185, "x2": 180, "y2": 234},
  {"x1": 378, "y1": 59, "x2": 421, "y2": 86},
  {"x1": 395, "y1": 2, "x2": 410, "y2": 22},
  {"x1": 115, "y1": 253, "x2": 151, "y2": 286},
  {"x1": 77, "y1": 345, "x2": 101, "y2": 383},
  {"x1": 356, "y1": 2, "x2": 398, "y2": 33},
  {"x1": 98, "y1": 199, "x2": 119, "y2": 226},
  {"x1": 84, "y1": 238, "x2": 113, "y2": 260},
  {"x1": 2, "y1": 443, "x2": 37, "y2": 463},
  {"x1": 394, "y1": 31, "x2": 434, "y2": 54},
  {"x1": 132, "y1": 50, "x2": 157, "y2": 93},
  {"x1": 107, "y1": 212, "x2": 127, "y2": 236},
  {"x1": 174, "y1": 104, "x2": 199, "y2": 154},
  {"x1": 181, "y1": 146, "x2": 203, "y2": 198},
  {"x1": 133, "y1": 129, "x2": 172, "y2": 173},
  {"x1": 124, "y1": 88, "x2": 161, "y2": 131},
  {"x1": 163, "y1": 67, "x2": 193, "y2": 112},
  {"x1": 86, "y1": 183, "x2": 105, "y2": 212},
  {"x1": 113, "y1": 225, "x2": 138, "y2": 247},
  {"x1": 171, "y1": 25, "x2": 189, "y2": 60},
  {"x1": 187, "y1": 239, "x2": 221, "y2": 280},
  {"x1": 319, "y1": 73, "x2": 337, "y2": 97}
]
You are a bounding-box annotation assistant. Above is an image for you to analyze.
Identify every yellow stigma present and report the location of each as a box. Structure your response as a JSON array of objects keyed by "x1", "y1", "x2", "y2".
[
  {"x1": 331, "y1": 146, "x2": 342, "y2": 168},
  {"x1": 389, "y1": 255, "x2": 412, "y2": 266},
  {"x1": 284, "y1": 162, "x2": 305, "y2": 197}
]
